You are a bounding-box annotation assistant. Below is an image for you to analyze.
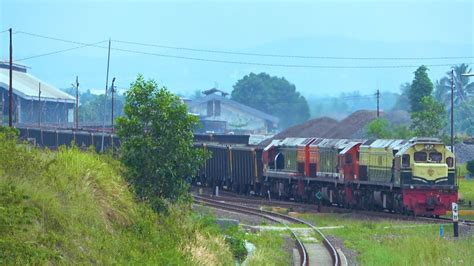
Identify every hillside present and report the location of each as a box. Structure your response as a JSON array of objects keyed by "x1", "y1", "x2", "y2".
[{"x1": 0, "y1": 129, "x2": 233, "y2": 264}]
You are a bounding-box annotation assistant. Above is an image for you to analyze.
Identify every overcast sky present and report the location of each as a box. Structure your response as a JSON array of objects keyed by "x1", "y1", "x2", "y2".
[{"x1": 1, "y1": 0, "x2": 473, "y2": 97}]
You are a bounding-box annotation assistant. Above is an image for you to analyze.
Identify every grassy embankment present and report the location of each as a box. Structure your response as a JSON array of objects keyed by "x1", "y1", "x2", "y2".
[
  {"x1": 299, "y1": 213, "x2": 474, "y2": 265},
  {"x1": 0, "y1": 131, "x2": 234, "y2": 265}
]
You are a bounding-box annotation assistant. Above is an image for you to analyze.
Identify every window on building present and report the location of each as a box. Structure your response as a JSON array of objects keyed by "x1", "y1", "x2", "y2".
[
  {"x1": 214, "y1": 100, "x2": 221, "y2": 116},
  {"x1": 402, "y1": 154, "x2": 410, "y2": 168},
  {"x1": 429, "y1": 152, "x2": 442, "y2": 163},
  {"x1": 378, "y1": 156, "x2": 383, "y2": 166},
  {"x1": 414, "y1": 152, "x2": 427, "y2": 162},
  {"x1": 207, "y1": 101, "x2": 213, "y2": 116}
]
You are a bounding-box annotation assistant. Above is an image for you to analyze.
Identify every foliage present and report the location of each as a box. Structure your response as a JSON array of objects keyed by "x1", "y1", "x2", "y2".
[
  {"x1": 410, "y1": 96, "x2": 446, "y2": 137},
  {"x1": 366, "y1": 118, "x2": 413, "y2": 139},
  {"x1": 0, "y1": 128, "x2": 232, "y2": 264},
  {"x1": 409, "y1": 65, "x2": 434, "y2": 112},
  {"x1": 434, "y1": 64, "x2": 474, "y2": 135},
  {"x1": 467, "y1": 160, "x2": 474, "y2": 175},
  {"x1": 116, "y1": 75, "x2": 208, "y2": 212},
  {"x1": 392, "y1": 82, "x2": 411, "y2": 111},
  {"x1": 366, "y1": 118, "x2": 392, "y2": 138},
  {"x1": 244, "y1": 230, "x2": 292, "y2": 265},
  {"x1": 62, "y1": 87, "x2": 124, "y2": 123},
  {"x1": 231, "y1": 72, "x2": 310, "y2": 129},
  {"x1": 434, "y1": 64, "x2": 474, "y2": 105},
  {"x1": 300, "y1": 213, "x2": 474, "y2": 265}
]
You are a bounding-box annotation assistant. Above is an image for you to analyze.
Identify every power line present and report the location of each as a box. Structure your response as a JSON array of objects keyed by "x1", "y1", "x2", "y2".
[
  {"x1": 0, "y1": 29, "x2": 9, "y2": 34},
  {"x1": 13, "y1": 31, "x2": 474, "y2": 69},
  {"x1": 16, "y1": 40, "x2": 108, "y2": 61},
  {"x1": 114, "y1": 39, "x2": 474, "y2": 61}
]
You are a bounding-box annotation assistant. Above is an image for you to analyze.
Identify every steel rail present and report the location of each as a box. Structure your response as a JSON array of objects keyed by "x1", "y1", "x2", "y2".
[
  {"x1": 194, "y1": 196, "x2": 309, "y2": 266},
  {"x1": 195, "y1": 194, "x2": 341, "y2": 266}
]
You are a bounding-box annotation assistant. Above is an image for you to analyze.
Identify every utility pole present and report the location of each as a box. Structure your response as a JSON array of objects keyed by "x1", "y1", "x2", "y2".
[
  {"x1": 450, "y1": 69, "x2": 455, "y2": 152},
  {"x1": 101, "y1": 39, "x2": 111, "y2": 153},
  {"x1": 38, "y1": 83, "x2": 41, "y2": 127},
  {"x1": 376, "y1": 89, "x2": 380, "y2": 117},
  {"x1": 74, "y1": 76, "x2": 79, "y2": 129},
  {"x1": 8, "y1": 28, "x2": 13, "y2": 127},
  {"x1": 111, "y1": 77, "x2": 116, "y2": 131}
]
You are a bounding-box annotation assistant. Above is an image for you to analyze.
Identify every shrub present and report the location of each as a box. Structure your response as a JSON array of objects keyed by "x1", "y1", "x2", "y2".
[{"x1": 467, "y1": 160, "x2": 474, "y2": 175}]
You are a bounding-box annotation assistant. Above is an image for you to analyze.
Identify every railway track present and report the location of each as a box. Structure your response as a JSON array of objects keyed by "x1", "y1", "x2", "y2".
[
  {"x1": 193, "y1": 194, "x2": 342, "y2": 266},
  {"x1": 194, "y1": 188, "x2": 474, "y2": 226}
]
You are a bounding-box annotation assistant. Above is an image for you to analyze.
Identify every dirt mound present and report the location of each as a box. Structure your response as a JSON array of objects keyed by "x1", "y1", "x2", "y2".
[
  {"x1": 259, "y1": 117, "x2": 338, "y2": 146},
  {"x1": 259, "y1": 110, "x2": 387, "y2": 146},
  {"x1": 324, "y1": 110, "x2": 380, "y2": 139}
]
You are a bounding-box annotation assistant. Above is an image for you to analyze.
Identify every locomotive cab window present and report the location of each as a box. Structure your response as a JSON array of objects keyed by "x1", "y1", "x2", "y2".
[
  {"x1": 446, "y1": 157, "x2": 454, "y2": 167},
  {"x1": 402, "y1": 154, "x2": 410, "y2": 168},
  {"x1": 414, "y1": 152, "x2": 427, "y2": 162},
  {"x1": 429, "y1": 152, "x2": 442, "y2": 163}
]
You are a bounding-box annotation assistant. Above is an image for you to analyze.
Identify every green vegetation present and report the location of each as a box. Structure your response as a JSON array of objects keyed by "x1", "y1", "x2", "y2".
[
  {"x1": 61, "y1": 88, "x2": 124, "y2": 123},
  {"x1": 0, "y1": 128, "x2": 233, "y2": 264},
  {"x1": 231, "y1": 72, "x2": 310, "y2": 129},
  {"x1": 244, "y1": 230, "x2": 292, "y2": 266},
  {"x1": 409, "y1": 65, "x2": 434, "y2": 113},
  {"x1": 466, "y1": 160, "x2": 474, "y2": 175},
  {"x1": 410, "y1": 96, "x2": 446, "y2": 137},
  {"x1": 300, "y1": 213, "x2": 474, "y2": 265},
  {"x1": 366, "y1": 118, "x2": 413, "y2": 139},
  {"x1": 459, "y1": 178, "x2": 474, "y2": 205},
  {"x1": 434, "y1": 64, "x2": 474, "y2": 135},
  {"x1": 116, "y1": 75, "x2": 209, "y2": 212},
  {"x1": 457, "y1": 163, "x2": 468, "y2": 177}
]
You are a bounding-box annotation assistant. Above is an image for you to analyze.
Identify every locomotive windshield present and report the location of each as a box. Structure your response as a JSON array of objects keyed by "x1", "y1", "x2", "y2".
[
  {"x1": 429, "y1": 152, "x2": 442, "y2": 163},
  {"x1": 414, "y1": 152, "x2": 427, "y2": 162}
]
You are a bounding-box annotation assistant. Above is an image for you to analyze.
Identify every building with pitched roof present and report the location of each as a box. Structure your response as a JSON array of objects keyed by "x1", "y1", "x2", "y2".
[
  {"x1": 187, "y1": 89, "x2": 279, "y2": 134},
  {"x1": 0, "y1": 62, "x2": 75, "y2": 126}
]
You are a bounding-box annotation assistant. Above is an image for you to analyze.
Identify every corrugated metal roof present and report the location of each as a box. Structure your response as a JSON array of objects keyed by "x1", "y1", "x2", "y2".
[
  {"x1": 339, "y1": 141, "x2": 362, "y2": 155},
  {"x1": 0, "y1": 68, "x2": 74, "y2": 103},
  {"x1": 187, "y1": 93, "x2": 279, "y2": 123},
  {"x1": 278, "y1": 137, "x2": 309, "y2": 146}
]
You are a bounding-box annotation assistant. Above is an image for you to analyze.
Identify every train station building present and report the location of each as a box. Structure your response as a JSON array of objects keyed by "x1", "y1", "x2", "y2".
[{"x1": 0, "y1": 62, "x2": 75, "y2": 126}]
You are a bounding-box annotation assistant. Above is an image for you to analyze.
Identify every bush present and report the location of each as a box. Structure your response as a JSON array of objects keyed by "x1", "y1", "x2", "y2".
[
  {"x1": 467, "y1": 160, "x2": 474, "y2": 175},
  {"x1": 0, "y1": 128, "x2": 232, "y2": 264}
]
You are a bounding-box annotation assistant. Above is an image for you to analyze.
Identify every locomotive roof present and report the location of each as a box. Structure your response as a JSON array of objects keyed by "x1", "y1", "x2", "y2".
[
  {"x1": 361, "y1": 139, "x2": 408, "y2": 150},
  {"x1": 277, "y1": 137, "x2": 313, "y2": 147},
  {"x1": 339, "y1": 141, "x2": 363, "y2": 155}
]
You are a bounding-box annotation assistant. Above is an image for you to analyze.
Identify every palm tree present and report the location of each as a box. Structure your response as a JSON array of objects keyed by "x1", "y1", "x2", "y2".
[{"x1": 434, "y1": 64, "x2": 474, "y2": 105}]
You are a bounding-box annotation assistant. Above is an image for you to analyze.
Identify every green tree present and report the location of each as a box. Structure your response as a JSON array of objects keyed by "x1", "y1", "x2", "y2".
[
  {"x1": 231, "y1": 72, "x2": 310, "y2": 129},
  {"x1": 392, "y1": 82, "x2": 411, "y2": 111},
  {"x1": 409, "y1": 66, "x2": 434, "y2": 112},
  {"x1": 366, "y1": 118, "x2": 392, "y2": 138},
  {"x1": 410, "y1": 96, "x2": 446, "y2": 137},
  {"x1": 116, "y1": 75, "x2": 208, "y2": 212},
  {"x1": 434, "y1": 64, "x2": 474, "y2": 135},
  {"x1": 434, "y1": 64, "x2": 474, "y2": 105}
]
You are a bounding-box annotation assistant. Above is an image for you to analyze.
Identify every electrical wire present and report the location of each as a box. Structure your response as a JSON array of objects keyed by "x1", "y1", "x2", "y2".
[
  {"x1": 114, "y1": 39, "x2": 474, "y2": 61},
  {"x1": 16, "y1": 40, "x2": 108, "y2": 61},
  {"x1": 13, "y1": 31, "x2": 474, "y2": 69}
]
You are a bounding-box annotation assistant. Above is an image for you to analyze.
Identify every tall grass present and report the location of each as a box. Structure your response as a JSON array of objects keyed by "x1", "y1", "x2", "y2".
[
  {"x1": 0, "y1": 130, "x2": 233, "y2": 264},
  {"x1": 301, "y1": 213, "x2": 474, "y2": 265}
]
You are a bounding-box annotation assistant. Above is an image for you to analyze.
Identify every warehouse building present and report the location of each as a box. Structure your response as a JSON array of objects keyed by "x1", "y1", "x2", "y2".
[
  {"x1": 186, "y1": 88, "x2": 279, "y2": 134},
  {"x1": 0, "y1": 62, "x2": 75, "y2": 126}
]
